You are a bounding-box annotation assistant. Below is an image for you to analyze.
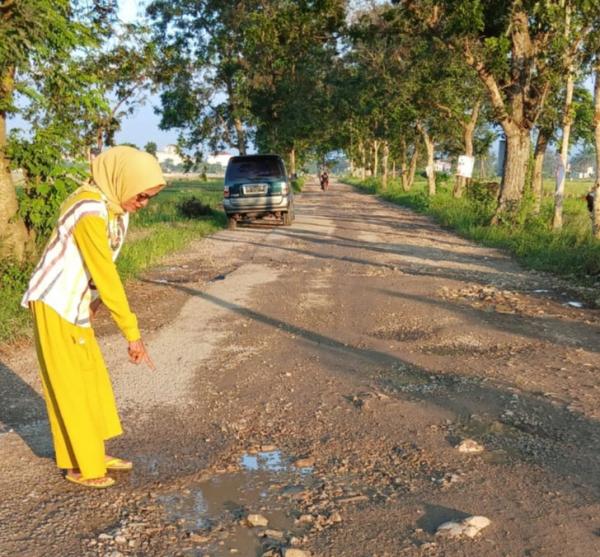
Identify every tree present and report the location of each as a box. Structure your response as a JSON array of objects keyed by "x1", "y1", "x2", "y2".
[
  {"x1": 84, "y1": 24, "x2": 159, "y2": 151},
  {"x1": 551, "y1": 0, "x2": 595, "y2": 230},
  {"x1": 144, "y1": 141, "x2": 158, "y2": 157},
  {"x1": 242, "y1": 0, "x2": 345, "y2": 174},
  {"x1": 147, "y1": 0, "x2": 255, "y2": 157},
  {"x1": 0, "y1": 0, "x2": 116, "y2": 258},
  {"x1": 396, "y1": 0, "x2": 597, "y2": 223},
  {"x1": 593, "y1": 58, "x2": 600, "y2": 238}
]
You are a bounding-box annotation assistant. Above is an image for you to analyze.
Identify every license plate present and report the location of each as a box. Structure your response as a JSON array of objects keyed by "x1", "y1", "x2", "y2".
[{"x1": 243, "y1": 184, "x2": 268, "y2": 194}]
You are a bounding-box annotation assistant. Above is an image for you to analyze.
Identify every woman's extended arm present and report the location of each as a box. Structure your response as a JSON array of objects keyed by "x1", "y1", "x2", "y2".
[{"x1": 72, "y1": 214, "x2": 140, "y2": 341}]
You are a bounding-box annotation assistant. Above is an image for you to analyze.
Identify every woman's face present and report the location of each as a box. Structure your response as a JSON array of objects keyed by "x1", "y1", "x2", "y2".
[{"x1": 121, "y1": 185, "x2": 164, "y2": 213}]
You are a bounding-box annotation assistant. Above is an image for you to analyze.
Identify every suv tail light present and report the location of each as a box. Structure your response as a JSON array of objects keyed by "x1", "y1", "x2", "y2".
[
  {"x1": 223, "y1": 185, "x2": 230, "y2": 198},
  {"x1": 281, "y1": 182, "x2": 289, "y2": 194}
]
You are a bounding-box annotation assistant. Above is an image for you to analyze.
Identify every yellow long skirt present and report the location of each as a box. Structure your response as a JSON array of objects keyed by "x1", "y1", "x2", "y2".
[{"x1": 31, "y1": 301, "x2": 123, "y2": 479}]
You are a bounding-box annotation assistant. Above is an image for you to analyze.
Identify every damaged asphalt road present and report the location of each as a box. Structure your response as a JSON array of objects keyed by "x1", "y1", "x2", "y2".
[{"x1": 2, "y1": 180, "x2": 600, "y2": 557}]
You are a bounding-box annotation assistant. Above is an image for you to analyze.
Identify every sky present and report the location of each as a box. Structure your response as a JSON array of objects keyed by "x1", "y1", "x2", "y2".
[{"x1": 114, "y1": 0, "x2": 179, "y2": 149}]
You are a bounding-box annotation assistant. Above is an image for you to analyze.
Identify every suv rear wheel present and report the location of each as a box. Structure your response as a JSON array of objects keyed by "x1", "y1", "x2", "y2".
[{"x1": 282, "y1": 204, "x2": 294, "y2": 226}]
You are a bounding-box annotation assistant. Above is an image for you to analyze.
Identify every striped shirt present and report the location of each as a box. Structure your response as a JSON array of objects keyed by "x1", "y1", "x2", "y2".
[{"x1": 22, "y1": 190, "x2": 130, "y2": 329}]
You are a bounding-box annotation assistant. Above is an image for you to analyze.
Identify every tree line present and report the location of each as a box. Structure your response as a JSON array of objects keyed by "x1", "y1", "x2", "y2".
[{"x1": 2, "y1": 0, "x2": 600, "y2": 262}]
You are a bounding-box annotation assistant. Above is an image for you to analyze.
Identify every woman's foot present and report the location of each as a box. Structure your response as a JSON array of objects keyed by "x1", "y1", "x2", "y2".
[
  {"x1": 105, "y1": 455, "x2": 133, "y2": 471},
  {"x1": 65, "y1": 471, "x2": 115, "y2": 488}
]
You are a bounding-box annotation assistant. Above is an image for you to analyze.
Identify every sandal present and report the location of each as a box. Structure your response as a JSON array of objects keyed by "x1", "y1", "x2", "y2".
[
  {"x1": 105, "y1": 456, "x2": 133, "y2": 471},
  {"x1": 65, "y1": 472, "x2": 115, "y2": 489}
]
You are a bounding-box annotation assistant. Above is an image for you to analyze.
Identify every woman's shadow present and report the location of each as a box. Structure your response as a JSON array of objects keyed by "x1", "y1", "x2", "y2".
[{"x1": 0, "y1": 359, "x2": 53, "y2": 457}]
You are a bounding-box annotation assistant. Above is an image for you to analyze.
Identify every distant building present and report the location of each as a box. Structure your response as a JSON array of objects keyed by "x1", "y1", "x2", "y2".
[
  {"x1": 434, "y1": 160, "x2": 452, "y2": 173},
  {"x1": 577, "y1": 166, "x2": 594, "y2": 179},
  {"x1": 156, "y1": 145, "x2": 184, "y2": 167},
  {"x1": 206, "y1": 151, "x2": 233, "y2": 167}
]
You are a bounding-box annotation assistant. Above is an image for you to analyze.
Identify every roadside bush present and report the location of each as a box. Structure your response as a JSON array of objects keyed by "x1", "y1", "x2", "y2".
[
  {"x1": 176, "y1": 196, "x2": 215, "y2": 218},
  {"x1": 0, "y1": 259, "x2": 34, "y2": 341},
  {"x1": 465, "y1": 180, "x2": 498, "y2": 225},
  {"x1": 291, "y1": 176, "x2": 305, "y2": 193}
]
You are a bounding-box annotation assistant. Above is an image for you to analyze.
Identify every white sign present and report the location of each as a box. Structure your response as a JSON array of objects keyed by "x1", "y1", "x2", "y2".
[{"x1": 457, "y1": 155, "x2": 475, "y2": 178}]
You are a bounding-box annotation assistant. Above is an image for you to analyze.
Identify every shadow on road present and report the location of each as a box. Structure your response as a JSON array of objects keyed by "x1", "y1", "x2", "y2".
[
  {"x1": 145, "y1": 279, "x2": 600, "y2": 501},
  {"x1": 0, "y1": 359, "x2": 52, "y2": 458}
]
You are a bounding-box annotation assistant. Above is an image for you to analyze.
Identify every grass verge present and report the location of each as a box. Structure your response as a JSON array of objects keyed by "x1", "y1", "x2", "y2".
[
  {"x1": 343, "y1": 176, "x2": 600, "y2": 289},
  {"x1": 0, "y1": 179, "x2": 226, "y2": 343}
]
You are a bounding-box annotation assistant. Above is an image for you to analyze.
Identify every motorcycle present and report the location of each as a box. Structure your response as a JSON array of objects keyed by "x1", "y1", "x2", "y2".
[{"x1": 320, "y1": 174, "x2": 329, "y2": 191}]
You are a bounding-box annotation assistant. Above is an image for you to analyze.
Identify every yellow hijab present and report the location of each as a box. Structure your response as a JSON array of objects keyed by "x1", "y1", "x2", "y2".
[{"x1": 88, "y1": 146, "x2": 166, "y2": 214}]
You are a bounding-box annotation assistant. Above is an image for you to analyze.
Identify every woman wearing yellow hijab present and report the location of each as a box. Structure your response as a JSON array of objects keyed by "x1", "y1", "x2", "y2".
[{"x1": 22, "y1": 146, "x2": 166, "y2": 488}]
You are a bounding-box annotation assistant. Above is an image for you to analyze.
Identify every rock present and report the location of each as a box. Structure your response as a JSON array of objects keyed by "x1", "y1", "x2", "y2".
[
  {"x1": 436, "y1": 515, "x2": 491, "y2": 538},
  {"x1": 457, "y1": 439, "x2": 485, "y2": 454},
  {"x1": 436, "y1": 521, "x2": 464, "y2": 537},
  {"x1": 263, "y1": 529, "x2": 284, "y2": 540},
  {"x1": 261, "y1": 445, "x2": 277, "y2": 452},
  {"x1": 330, "y1": 511, "x2": 342, "y2": 523},
  {"x1": 296, "y1": 514, "x2": 314, "y2": 524},
  {"x1": 336, "y1": 495, "x2": 368, "y2": 504},
  {"x1": 189, "y1": 533, "x2": 210, "y2": 543},
  {"x1": 289, "y1": 536, "x2": 302, "y2": 546},
  {"x1": 106, "y1": 552, "x2": 124, "y2": 557},
  {"x1": 284, "y1": 549, "x2": 310, "y2": 557},
  {"x1": 246, "y1": 514, "x2": 269, "y2": 527},
  {"x1": 294, "y1": 458, "x2": 315, "y2": 468},
  {"x1": 114, "y1": 535, "x2": 127, "y2": 545},
  {"x1": 464, "y1": 515, "x2": 491, "y2": 529},
  {"x1": 98, "y1": 533, "x2": 113, "y2": 541}
]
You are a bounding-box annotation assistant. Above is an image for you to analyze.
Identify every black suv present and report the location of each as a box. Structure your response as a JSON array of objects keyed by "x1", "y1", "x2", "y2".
[{"x1": 223, "y1": 155, "x2": 294, "y2": 229}]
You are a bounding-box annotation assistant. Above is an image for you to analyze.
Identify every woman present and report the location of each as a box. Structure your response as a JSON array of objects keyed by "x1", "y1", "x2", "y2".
[{"x1": 22, "y1": 146, "x2": 165, "y2": 488}]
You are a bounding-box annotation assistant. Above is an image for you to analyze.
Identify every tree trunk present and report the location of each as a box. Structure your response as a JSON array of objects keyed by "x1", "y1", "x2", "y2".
[
  {"x1": 417, "y1": 123, "x2": 435, "y2": 196},
  {"x1": 493, "y1": 128, "x2": 531, "y2": 223},
  {"x1": 0, "y1": 73, "x2": 30, "y2": 260},
  {"x1": 391, "y1": 159, "x2": 396, "y2": 180},
  {"x1": 552, "y1": 68, "x2": 575, "y2": 230},
  {"x1": 381, "y1": 141, "x2": 389, "y2": 190},
  {"x1": 234, "y1": 117, "x2": 246, "y2": 156},
  {"x1": 288, "y1": 147, "x2": 296, "y2": 176},
  {"x1": 359, "y1": 140, "x2": 366, "y2": 180},
  {"x1": 532, "y1": 129, "x2": 551, "y2": 215},
  {"x1": 454, "y1": 99, "x2": 480, "y2": 198},
  {"x1": 592, "y1": 60, "x2": 600, "y2": 238},
  {"x1": 372, "y1": 140, "x2": 380, "y2": 178},
  {"x1": 400, "y1": 138, "x2": 408, "y2": 191},
  {"x1": 407, "y1": 144, "x2": 419, "y2": 191}
]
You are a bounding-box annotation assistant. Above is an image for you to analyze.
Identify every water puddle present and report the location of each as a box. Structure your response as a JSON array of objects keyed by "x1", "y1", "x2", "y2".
[{"x1": 158, "y1": 449, "x2": 316, "y2": 556}]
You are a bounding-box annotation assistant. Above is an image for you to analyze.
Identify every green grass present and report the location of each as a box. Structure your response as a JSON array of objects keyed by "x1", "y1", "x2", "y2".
[
  {"x1": 343, "y1": 175, "x2": 600, "y2": 287},
  {"x1": 117, "y1": 179, "x2": 226, "y2": 278},
  {"x1": 0, "y1": 179, "x2": 226, "y2": 343},
  {"x1": 291, "y1": 176, "x2": 306, "y2": 193}
]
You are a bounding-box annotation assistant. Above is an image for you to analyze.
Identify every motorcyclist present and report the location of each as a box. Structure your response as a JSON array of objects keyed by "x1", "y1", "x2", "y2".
[{"x1": 320, "y1": 169, "x2": 329, "y2": 190}]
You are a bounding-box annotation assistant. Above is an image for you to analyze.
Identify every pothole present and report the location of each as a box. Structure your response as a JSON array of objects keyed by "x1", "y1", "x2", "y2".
[
  {"x1": 157, "y1": 449, "x2": 316, "y2": 556},
  {"x1": 371, "y1": 325, "x2": 435, "y2": 342}
]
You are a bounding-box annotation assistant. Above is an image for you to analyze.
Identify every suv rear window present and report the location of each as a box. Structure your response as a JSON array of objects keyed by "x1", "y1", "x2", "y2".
[{"x1": 225, "y1": 156, "x2": 286, "y2": 181}]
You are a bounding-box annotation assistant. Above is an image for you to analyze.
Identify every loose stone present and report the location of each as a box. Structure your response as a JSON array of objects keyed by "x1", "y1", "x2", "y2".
[
  {"x1": 436, "y1": 515, "x2": 491, "y2": 538},
  {"x1": 284, "y1": 549, "x2": 310, "y2": 557},
  {"x1": 457, "y1": 439, "x2": 485, "y2": 453},
  {"x1": 246, "y1": 514, "x2": 269, "y2": 527},
  {"x1": 263, "y1": 529, "x2": 284, "y2": 540}
]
